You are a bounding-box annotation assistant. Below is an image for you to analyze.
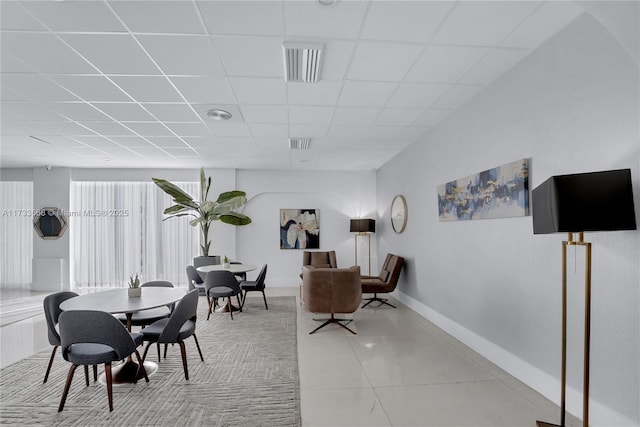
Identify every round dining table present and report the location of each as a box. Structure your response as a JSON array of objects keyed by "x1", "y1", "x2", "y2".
[{"x1": 60, "y1": 287, "x2": 186, "y2": 384}]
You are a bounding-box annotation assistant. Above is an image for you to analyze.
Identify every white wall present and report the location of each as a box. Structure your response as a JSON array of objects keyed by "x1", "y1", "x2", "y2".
[
  {"x1": 237, "y1": 169, "x2": 377, "y2": 285},
  {"x1": 376, "y1": 13, "x2": 639, "y2": 426}
]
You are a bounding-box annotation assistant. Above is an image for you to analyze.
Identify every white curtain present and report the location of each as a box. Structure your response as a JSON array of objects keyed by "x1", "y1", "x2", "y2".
[
  {"x1": 0, "y1": 181, "x2": 34, "y2": 288},
  {"x1": 70, "y1": 181, "x2": 199, "y2": 290}
]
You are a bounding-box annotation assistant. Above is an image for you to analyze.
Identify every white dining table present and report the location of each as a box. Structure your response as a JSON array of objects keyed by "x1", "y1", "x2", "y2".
[{"x1": 60, "y1": 287, "x2": 186, "y2": 384}]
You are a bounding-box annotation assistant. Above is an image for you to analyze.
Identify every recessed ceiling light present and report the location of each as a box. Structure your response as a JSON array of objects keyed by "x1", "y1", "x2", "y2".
[{"x1": 206, "y1": 109, "x2": 232, "y2": 120}]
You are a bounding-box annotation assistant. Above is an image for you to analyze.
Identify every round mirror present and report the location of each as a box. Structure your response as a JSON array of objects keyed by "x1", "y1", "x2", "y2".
[
  {"x1": 34, "y1": 207, "x2": 68, "y2": 239},
  {"x1": 391, "y1": 195, "x2": 407, "y2": 234}
]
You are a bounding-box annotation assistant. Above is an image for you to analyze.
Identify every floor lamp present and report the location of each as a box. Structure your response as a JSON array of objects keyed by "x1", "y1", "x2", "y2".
[
  {"x1": 532, "y1": 169, "x2": 636, "y2": 427},
  {"x1": 350, "y1": 219, "x2": 375, "y2": 276}
]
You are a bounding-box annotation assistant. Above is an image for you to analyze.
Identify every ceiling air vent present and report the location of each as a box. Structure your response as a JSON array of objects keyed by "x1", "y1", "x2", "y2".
[
  {"x1": 283, "y1": 42, "x2": 323, "y2": 83},
  {"x1": 289, "y1": 138, "x2": 311, "y2": 150}
]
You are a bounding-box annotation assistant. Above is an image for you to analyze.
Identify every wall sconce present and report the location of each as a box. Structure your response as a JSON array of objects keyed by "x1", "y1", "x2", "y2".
[
  {"x1": 350, "y1": 218, "x2": 375, "y2": 275},
  {"x1": 532, "y1": 169, "x2": 636, "y2": 427}
]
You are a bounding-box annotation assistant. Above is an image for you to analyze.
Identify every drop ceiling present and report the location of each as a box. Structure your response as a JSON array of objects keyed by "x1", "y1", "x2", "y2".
[{"x1": 0, "y1": 0, "x2": 584, "y2": 171}]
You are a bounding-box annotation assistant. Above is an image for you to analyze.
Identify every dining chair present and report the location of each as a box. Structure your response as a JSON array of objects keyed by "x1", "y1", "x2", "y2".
[
  {"x1": 57, "y1": 310, "x2": 148, "y2": 412},
  {"x1": 185, "y1": 265, "x2": 205, "y2": 295},
  {"x1": 140, "y1": 290, "x2": 204, "y2": 380},
  {"x1": 116, "y1": 280, "x2": 174, "y2": 328},
  {"x1": 43, "y1": 291, "x2": 96, "y2": 385},
  {"x1": 204, "y1": 270, "x2": 242, "y2": 320},
  {"x1": 230, "y1": 261, "x2": 247, "y2": 282},
  {"x1": 240, "y1": 264, "x2": 268, "y2": 310}
]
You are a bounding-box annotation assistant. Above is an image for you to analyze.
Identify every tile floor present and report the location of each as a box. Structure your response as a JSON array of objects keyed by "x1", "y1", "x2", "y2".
[
  {"x1": 292, "y1": 289, "x2": 579, "y2": 427},
  {"x1": 1, "y1": 287, "x2": 577, "y2": 426}
]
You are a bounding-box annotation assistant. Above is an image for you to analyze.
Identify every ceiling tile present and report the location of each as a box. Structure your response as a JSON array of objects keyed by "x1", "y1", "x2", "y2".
[
  {"x1": 289, "y1": 124, "x2": 327, "y2": 138},
  {"x1": 206, "y1": 123, "x2": 251, "y2": 137},
  {"x1": 248, "y1": 123, "x2": 289, "y2": 138},
  {"x1": 37, "y1": 135, "x2": 85, "y2": 148},
  {"x1": 501, "y1": 1, "x2": 584, "y2": 48},
  {"x1": 361, "y1": 1, "x2": 454, "y2": 43},
  {"x1": 331, "y1": 107, "x2": 380, "y2": 126},
  {"x1": 433, "y1": 84, "x2": 484, "y2": 109},
  {"x1": 170, "y1": 77, "x2": 237, "y2": 104},
  {"x1": 213, "y1": 36, "x2": 284, "y2": 78},
  {"x1": 289, "y1": 106, "x2": 334, "y2": 125},
  {"x1": 163, "y1": 147, "x2": 197, "y2": 156},
  {"x1": 313, "y1": 40, "x2": 355, "y2": 81},
  {"x1": 61, "y1": 34, "x2": 161, "y2": 75},
  {"x1": 1, "y1": 33, "x2": 97, "y2": 75},
  {"x1": 42, "y1": 102, "x2": 111, "y2": 122},
  {"x1": 72, "y1": 135, "x2": 119, "y2": 147},
  {"x1": 230, "y1": 77, "x2": 287, "y2": 104},
  {"x1": 406, "y1": 45, "x2": 489, "y2": 83},
  {"x1": 287, "y1": 81, "x2": 343, "y2": 106},
  {"x1": 0, "y1": 52, "x2": 34, "y2": 73},
  {"x1": 124, "y1": 122, "x2": 175, "y2": 137},
  {"x1": 163, "y1": 123, "x2": 212, "y2": 137},
  {"x1": 338, "y1": 81, "x2": 397, "y2": 107},
  {"x1": 78, "y1": 121, "x2": 135, "y2": 136},
  {"x1": 92, "y1": 103, "x2": 156, "y2": 122},
  {"x1": 284, "y1": 1, "x2": 368, "y2": 39},
  {"x1": 386, "y1": 83, "x2": 451, "y2": 108},
  {"x1": 460, "y1": 48, "x2": 529, "y2": 85},
  {"x1": 327, "y1": 125, "x2": 369, "y2": 139},
  {"x1": 413, "y1": 108, "x2": 454, "y2": 127},
  {"x1": 0, "y1": 2, "x2": 47, "y2": 30},
  {"x1": 146, "y1": 136, "x2": 188, "y2": 147},
  {"x1": 109, "y1": 136, "x2": 157, "y2": 148},
  {"x1": 240, "y1": 105, "x2": 288, "y2": 124},
  {"x1": 21, "y1": 1, "x2": 125, "y2": 32},
  {"x1": 7, "y1": 120, "x2": 88, "y2": 136},
  {"x1": 110, "y1": 1, "x2": 206, "y2": 34},
  {"x1": 365, "y1": 125, "x2": 428, "y2": 140},
  {"x1": 198, "y1": 1, "x2": 284, "y2": 36},
  {"x1": 374, "y1": 108, "x2": 425, "y2": 127},
  {"x1": 432, "y1": 1, "x2": 542, "y2": 46},
  {"x1": 137, "y1": 35, "x2": 224, "y2": 76},
  {"x1": 110, "y1": 76, "x2": 183, "y2": 103},
  {"x1": 253, "y1": 137, "x2": 288, "y2": 148},
  {"x1": 347, "y1": 42, "x2": 424, "y2": 82},
  {"x1": 3, "y1": 101, "x2": 67, "y2": 121},
  {"x1": 142, "y1": 103, "x2": 201, "y2": 122},
  {"x1": 50, "y1": 75, "x2": 131, "y2": 102},
  {"x1": 1, "y1": 74, "x2": 81, "y2": 102}
]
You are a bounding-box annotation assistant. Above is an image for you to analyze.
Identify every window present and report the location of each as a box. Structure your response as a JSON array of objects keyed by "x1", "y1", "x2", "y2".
[
  {"x1": 0, "y1": 181, "x2": 34, "y2": 288},
  {"x1": 70, "y1": 181, "x2": 199, "y2": 289}
]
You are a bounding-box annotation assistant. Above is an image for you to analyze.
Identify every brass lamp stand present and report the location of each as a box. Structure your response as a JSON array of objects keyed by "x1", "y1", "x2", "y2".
[
  {"x1": 354, "y1": 232, "x2": 371, "y2": 276},
  {"x1": 537, "y1": 232, "x2": 591, "y2": 427},
  {"x1": 350, "y1": 218, "x2": 375, "y2": 276}
]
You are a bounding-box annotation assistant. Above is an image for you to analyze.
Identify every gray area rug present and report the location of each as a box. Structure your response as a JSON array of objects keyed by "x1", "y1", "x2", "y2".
[{"x1": 0, "y1": 296, "x2": 300, "y2": 426}]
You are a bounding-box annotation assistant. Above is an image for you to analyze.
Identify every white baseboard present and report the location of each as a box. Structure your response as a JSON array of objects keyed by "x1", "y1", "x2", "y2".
[{"x1": 393, "y1": 290, "x2": 639, "y2": 427}]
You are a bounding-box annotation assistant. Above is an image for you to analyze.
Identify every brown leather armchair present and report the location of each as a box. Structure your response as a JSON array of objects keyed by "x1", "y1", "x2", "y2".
[
  {"x1": 302, "y1": 250, "x2": 337, "y2": 269},
  {"x1": 361, "y1": 253, "x2": 404, "y2": 308},
  {"x1": 302, "y1": 265, "x2": 361, "y2": 334}
]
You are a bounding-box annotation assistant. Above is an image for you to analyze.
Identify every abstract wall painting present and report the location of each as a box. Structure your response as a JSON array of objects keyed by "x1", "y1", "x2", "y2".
[
  {"x1": 280, "y1": 209, "x2": 320, "y2": 249},
  {"x1": 438, "y1": 158, "x2": 530, "y2": 222}
]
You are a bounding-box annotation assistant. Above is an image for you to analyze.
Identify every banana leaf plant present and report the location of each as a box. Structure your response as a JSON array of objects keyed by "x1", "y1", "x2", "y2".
[{"x1": 152, "y1": 168, "x2": 251, "y2": 256}]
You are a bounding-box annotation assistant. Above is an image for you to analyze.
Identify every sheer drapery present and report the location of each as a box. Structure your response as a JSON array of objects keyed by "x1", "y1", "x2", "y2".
[
  {"x1": 0, "y1": 181, "x2": 34, "y2": 288},
  {"x1": 70, "y1": 181, "x2": 199, "y2": 289}
]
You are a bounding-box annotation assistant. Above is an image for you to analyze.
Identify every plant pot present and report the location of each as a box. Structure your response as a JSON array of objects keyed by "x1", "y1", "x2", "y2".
[
  {"x1": 193, "y1": 255, "x2": 221, "y2": 268},
  {"x1": 223, "y1": 262, "x2": 230, "y2": 269},
  {"x1": 128, "y1": 287, "x2": 141, "y2": 298}
]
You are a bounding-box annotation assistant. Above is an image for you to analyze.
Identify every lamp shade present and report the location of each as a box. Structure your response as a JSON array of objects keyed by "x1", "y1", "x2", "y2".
[
  {"x1": 532, "y1": 169, "x2": 636, "y2": 234},
  {"x1": 350, "y1": 218, "x2": 376, "y2": 233}
]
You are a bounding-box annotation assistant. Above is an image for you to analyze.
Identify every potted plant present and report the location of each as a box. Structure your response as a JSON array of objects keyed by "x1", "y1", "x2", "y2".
[
  {"x1": 152, "y1": 168, "x2": 251, "y2": 266},
  {"x1": 223, "y1": 255, "x2": 231, "y2": 269},
  {"x1": 128, "y1": 274, "x2": 141, "y2": 297}
]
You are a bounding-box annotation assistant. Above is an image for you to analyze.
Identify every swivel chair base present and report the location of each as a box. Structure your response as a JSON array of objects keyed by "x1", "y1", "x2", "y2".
[
  {"x1": 310, "y1": 313, "x2": 356, "y2": 335},
  {"x1": 361, "y1": 294, "x2": 396, "y2": 309}
]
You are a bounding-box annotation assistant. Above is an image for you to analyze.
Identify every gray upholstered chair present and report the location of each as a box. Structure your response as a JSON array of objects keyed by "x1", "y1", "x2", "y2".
[
  {"x1": 57, "y1": 310, "x2": 148, "y2": 412},
  {"x1": 43, "y1": 291, "x2": 97, "y2": 384},
  {"x1": 204, "y1": 270, "x2": 242, "y2": 320},
  {"x1": 141, "y1": 290, "x2": 204, "y2": 380},
  {"x1": 186, "y1": 265, "x2": 205, "y2": 294},
  {"x1": 302, "y1": 265, "x2": 361, "y2": 334},
  {"x1": 240, "y1": 264, "x2": 268, "y2": 310},
  {"x1": 116, "y1": 280, "x2": 174, "y2": 327},
  {"x1": 360, "y1": 253, "x2": 405, "y2": 308}
]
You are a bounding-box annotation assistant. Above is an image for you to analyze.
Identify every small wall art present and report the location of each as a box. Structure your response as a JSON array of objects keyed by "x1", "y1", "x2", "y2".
[
  {"x1": 438, "y1": 158, "x2": 530, "y2": 221},
  {"x1": 280, "y1": 209, "x2": 320, "y2": 249}
]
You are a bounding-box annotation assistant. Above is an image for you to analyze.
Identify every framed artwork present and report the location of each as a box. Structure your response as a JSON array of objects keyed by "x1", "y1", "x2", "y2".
[
  {"x1": 33, "y1": 207, "x2": 68, "y2": 239},
  {"x1": 437, "y1": 158, "x2": 530, "y2": 221},
  {"x1": 280, "y1": 209, "x2": 320, "y2": 249},
  {"x1": 391, "y1": 195, "x2": 408, "y2": 233}
]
